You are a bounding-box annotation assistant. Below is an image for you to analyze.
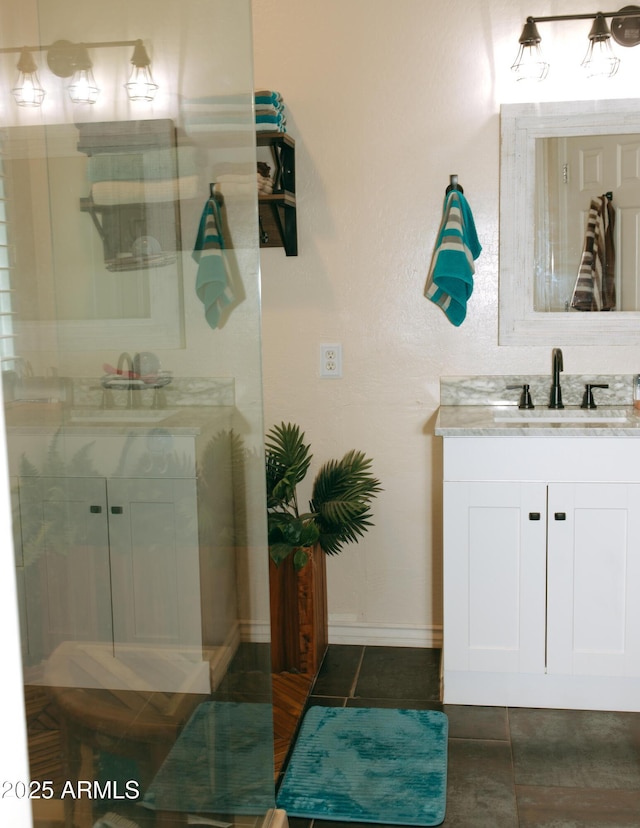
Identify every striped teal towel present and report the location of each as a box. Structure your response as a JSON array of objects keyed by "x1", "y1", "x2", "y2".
[
  {"x1": 424, "y1": 190, "x2": 481, "y2": 326},
  {"x1": 192, "y1": 198, "x2": 234, "y2": 329}
]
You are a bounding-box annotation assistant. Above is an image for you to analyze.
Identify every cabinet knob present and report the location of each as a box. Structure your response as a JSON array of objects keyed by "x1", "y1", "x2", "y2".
[
  {"x1": 89, "y1": 505, "x2": 102, "y2": 514},
  {"x1": 110, "y1": 506, "x2": 124, "y2": 514},
  {"x1": 528, "y1": 512, "x2": 541, "y2": 520},
  {"x1": 554, "y1": 512, "x2": 567, "y2": 520}
]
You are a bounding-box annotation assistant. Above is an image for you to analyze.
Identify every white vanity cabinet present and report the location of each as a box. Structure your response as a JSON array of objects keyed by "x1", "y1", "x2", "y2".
[
  {"x1": 442, "y1": 435, "x2": 640, "y2": 711},
  {"x1": 8, "y1": 415, "x2": 234, "y2": 688}
]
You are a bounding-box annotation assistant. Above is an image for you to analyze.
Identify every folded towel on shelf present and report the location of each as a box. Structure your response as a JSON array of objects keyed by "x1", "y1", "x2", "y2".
[
  {"x1": 86, "y1": 147, "x2": 198, "y2": 183},
  {"x1": 255, "y1": 122, "x2": 287, "y2": 133},
  {"x1": 192, "y1": 198, "x2": 235, "y2": 329},
  {"x1": 255, "y1": 104, "x2": 283, "y2": 114},
  {"x1": 424, "y1": 190, "x2": 482, "y2": 326},
  {"x1": 570, "y1": 195, "x2": 616, "y2": 312},
  {"x1": 254, "y1": 90, "x2": 283, "y2": 106},
  {"x1": 90, "y1": 175, "x2": 200, "y2": 205},
  {"x1": 256, "y1": 112, "x2": 286, "y2": 127}
]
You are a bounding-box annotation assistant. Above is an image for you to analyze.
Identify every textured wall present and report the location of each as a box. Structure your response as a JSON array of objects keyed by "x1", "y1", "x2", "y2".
[{"x1": 252, "y1": 0, "x2": 640, "y2": 644}]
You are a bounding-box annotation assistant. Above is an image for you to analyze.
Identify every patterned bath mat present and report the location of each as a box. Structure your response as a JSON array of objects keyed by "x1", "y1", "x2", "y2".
[{"x1": 277, "y1": 706, "x2": 448, "y2": 825}]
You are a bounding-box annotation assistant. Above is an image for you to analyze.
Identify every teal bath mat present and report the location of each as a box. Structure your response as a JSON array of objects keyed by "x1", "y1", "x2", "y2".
[
  {"x1": 142, "y1": 702, "x2": 275, "y2": 816},
  {"x1": 277, "y1": 706, "x2": 448, "y2": 825}
]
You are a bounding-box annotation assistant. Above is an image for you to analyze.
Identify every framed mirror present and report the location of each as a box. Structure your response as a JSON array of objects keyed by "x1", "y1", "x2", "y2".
[{"x1": 499, "y1": 98, "x2": 640, "y2": 345}]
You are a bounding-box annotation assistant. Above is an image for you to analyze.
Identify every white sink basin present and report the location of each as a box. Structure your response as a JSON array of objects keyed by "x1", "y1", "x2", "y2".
[
  {"x1": 494, "y1": 408, "x2": 629, "y2": 424},
  {"x1": 69, "y1": 408, "x2": 178, "y2": 424}
]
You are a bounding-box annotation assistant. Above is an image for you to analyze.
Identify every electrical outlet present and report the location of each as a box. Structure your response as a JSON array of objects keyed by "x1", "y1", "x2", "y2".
[{"x1": 320, "y1": 343, "x2": 343, "y2": 378}]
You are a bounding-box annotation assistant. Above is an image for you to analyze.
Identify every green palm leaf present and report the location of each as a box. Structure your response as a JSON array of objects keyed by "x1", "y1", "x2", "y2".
[
  {"x1": 265, "y1": 422, "x2": 312, "y2": 511},
  {"x1": 310, "y1": 449, "x2": 382, "y2": 556}
]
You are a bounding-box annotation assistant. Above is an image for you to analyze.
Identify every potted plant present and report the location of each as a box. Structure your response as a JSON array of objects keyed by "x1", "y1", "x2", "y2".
[{"x1": 265, "y1": 422, "x2": 381, "y2": 674}]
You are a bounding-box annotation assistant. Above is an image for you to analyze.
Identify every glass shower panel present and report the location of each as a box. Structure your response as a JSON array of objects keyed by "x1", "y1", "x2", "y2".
[{"x1": 1, "y1": 0, "x2": 274, "y2": 825}]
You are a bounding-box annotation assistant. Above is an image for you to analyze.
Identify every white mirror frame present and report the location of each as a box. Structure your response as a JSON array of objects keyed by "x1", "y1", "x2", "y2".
[{"x1": 500, "y1": 98, "x2": 640, "y2": 345}]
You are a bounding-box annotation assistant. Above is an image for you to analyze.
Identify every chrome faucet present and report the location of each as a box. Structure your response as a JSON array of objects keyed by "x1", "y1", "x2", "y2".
[
  {"x1": 116, "y1": 352, "x2": 137, "y2": 408},
  {"x1": 549, "y1": 347, "x2": 564, "y2": 409}
]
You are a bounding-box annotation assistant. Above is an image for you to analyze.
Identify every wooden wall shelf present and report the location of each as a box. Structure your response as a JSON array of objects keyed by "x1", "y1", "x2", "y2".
[{"x1": 257, "y1": 133, "x2": 297, "y2": 256}]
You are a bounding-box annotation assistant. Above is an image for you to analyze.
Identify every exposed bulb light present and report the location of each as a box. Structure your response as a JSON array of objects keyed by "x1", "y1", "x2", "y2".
[
  {"x1": 124, "y1": 40, "x2": 158, "y2": 102},
  {"x1": 67, "y1": 45, "x2": 99, "y2": 104},
  {"x1": 11, "y1": 49, "x2": 45, "y2": 107},
  {"x1": 511, "y1": 18, "x2": 549, "y2": 81},
  {"x1": 581, "y1": 13, "x2": 620, "y2": 77}
]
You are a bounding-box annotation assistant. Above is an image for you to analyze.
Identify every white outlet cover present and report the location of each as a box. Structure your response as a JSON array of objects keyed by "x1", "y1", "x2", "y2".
[{"x1": 320, "y1": 343, "x2": 343, "y2": 378}]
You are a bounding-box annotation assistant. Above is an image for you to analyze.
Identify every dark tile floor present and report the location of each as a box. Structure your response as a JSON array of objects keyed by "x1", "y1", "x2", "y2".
[{"x1": 283, "y1": 644, "x2": 640, "y2": 828}]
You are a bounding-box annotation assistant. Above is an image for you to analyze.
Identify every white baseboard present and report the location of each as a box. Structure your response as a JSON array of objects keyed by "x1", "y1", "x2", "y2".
[
  {"x1": 239, "y1": 619, "x2": 443, "y2": 649},
  {"x1": 329, "y1": 622, "x2": 443, "y2": 648}
]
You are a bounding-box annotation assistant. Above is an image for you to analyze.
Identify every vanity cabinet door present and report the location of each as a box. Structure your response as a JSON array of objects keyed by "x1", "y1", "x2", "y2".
[
  {"x1": 443, "y1": 481, "x2": 547, "y2": 675},
  {"x1": 16, "y1": 476, "x2": 111, "y2": 659},
  {"x1": 547, "y1": 482, "x2": 640, "y2": 678},
  {"x1": 106, "y1": 477, "x2": 202, "y2": 650}
]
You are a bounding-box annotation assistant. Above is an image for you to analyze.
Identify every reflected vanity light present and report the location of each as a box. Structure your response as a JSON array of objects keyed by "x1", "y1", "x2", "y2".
[
  {"x1": 512, "y1": 6, "x2": 640, "y2": 81},
  {"x1": 11, "y1": 49, "x2": 46, "y2": 107},
  {"x1": 124, "y1": 40, "x2": 158, "y2": 102},
  {"x1": 66, "y1": 45, "x2": 99, "y2": 105},
  {"x1": 2, "y1": 38, "x2": 158, "y2": 107}
]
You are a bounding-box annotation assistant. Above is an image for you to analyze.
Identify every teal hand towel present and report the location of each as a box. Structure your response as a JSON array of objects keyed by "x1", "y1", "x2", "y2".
[
  {"x1": 192, "y1": 198, "x2": 234, "y2": 329},
  {"x1": 424, "y1": 190, "x2": 482, "y2": 326}
]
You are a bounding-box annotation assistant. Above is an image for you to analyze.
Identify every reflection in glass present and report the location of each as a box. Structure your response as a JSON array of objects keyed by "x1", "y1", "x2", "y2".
[{"x1": 2, "y1": 0, "x2": 274, "y2": 825}]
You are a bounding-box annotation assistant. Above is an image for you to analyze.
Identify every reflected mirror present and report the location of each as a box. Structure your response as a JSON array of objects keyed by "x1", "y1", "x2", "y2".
[
  {"x1": 4, "y1": 120, "x2": 187, "y2": 352},
  {"x1": 499, "y1": 98, "x2": 640, "y2": 345}
]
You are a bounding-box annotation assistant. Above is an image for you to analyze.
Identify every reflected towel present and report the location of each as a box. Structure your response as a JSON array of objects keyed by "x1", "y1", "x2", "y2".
[
  {"x1": 192, "y1": 198, "x2": 235, "y2": 329},
  {"x1": 90, "y1": 175, "x2": 199, "y2": 205},
  {"x1": 570, "y1": 195, "x2": 616, "y2": 312},
  {"x1": 424, "y1": 190, "x2": 482, "y2": 326},
  {"x1": 86, "y1": 147, "x2": 198, "y2": 183}
]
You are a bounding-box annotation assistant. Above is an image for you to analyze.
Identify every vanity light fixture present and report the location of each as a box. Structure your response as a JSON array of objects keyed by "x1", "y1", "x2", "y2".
[
  {"x1": 11, "y1": 49, "x2": 46, "y2": 107},
  {"x1": 124, "y1": 40, "x2": 158, "y2": 102},
  {"x1": 1, "y1": 37, "x2": 158, "y2": 107},
  {"x1": 511, "y1": 18, "x2": 549, "y2": 81},
  {"x1": 66, "y1": 45, "x2": 100, "y2": 104},
  {"x1": 513, "y1": 5, "x2": 640, "y2": 81}
]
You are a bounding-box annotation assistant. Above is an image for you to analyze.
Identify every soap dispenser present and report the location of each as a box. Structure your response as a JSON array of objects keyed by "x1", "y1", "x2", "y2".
[{"x1": 635, "y1": 375, "x2": 640, "y2": 410}]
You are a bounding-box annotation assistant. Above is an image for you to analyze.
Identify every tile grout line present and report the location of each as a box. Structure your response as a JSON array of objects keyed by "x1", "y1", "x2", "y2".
[
  {"x1": 347, "y1": 646, "x2": 366, "y2": 700},
  {"x1": 506, "y1": 707, "x2": 521, "y2": 827}
]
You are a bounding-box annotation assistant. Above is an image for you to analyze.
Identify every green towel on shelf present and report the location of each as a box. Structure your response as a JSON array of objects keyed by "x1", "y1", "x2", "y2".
[
  {"x1": 424, "y1": 190, "x2": 482, "y2": 326},
  {"x1": 192, "y1": 198, "x2": 234, "y2": 329}
]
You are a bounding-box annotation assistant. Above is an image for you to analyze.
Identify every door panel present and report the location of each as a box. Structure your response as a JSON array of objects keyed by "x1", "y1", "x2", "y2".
[
  {"x1": 107, "y1": 477, "x2": 201, "y2": 649},
  {"x1": 547, "y1": 482, "x2": 640, "y2": 677},
  {"x1": 444, "y1": 481, "x2": 547, "y2": 674},
  {"x1": 18, "y1": 476, "x2": 110, "y2": 658}
]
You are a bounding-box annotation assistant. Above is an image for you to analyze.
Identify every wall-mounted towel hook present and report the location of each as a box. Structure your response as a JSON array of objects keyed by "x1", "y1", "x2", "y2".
[
  {"x1": 446, "y1": 174, "x2": 464, "y2": 194},
  {"x1": 209, "y1": 182, "x2": 224, "y2": 203},
  {"x1": 605, "y1": 190, "x2": 613, "y2": 201}
]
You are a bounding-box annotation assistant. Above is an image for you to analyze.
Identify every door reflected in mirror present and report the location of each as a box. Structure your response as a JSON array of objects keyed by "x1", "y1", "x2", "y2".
[{"x1": 535, "y1": 133, "x2": 640, "y2": 313}]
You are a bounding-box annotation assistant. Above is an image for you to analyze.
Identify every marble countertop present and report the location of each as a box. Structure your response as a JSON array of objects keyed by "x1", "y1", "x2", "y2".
[
  {"x1": 3, "y1": 402, "x2": 233, "y2": 435},
  {"x1": 435, "y1": 405, "x2": 640, "y2": 437}
]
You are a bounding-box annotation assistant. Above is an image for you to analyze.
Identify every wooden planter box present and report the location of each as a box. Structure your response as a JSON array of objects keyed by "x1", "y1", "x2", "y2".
[{"x1": 269, "y1": 545, "x2": 328, "y2": 675}]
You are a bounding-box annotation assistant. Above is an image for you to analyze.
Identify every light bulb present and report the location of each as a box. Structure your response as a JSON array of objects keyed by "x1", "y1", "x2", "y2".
[
  {"x1": 511, "y1": 19, "x2": 549, "y2": 82},
  {"x1": 581, "y1": 23, "x2": 620, "y2": 78},
  {"x1": 124, "y1": 41, "x2": 158, "y2": 102},
  {"x1": 11, "y1": 50, "x2": 45, "y2": 107},
  {"x1": 68, "y1": 68, "x2": 99, "y2": 104}
]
